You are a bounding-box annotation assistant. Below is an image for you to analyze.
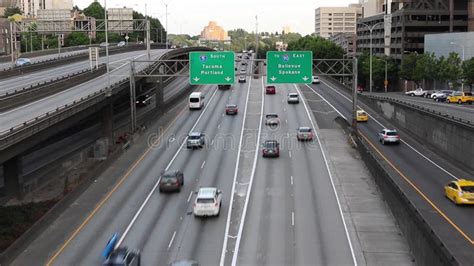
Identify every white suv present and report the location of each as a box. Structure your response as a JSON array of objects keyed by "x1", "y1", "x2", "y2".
[
  {"x1": 193, "y1": 187, "x2": 222, "y2": 217},
  {"x1": 287, "y1": 93, "x2": 299, "y2": 104}
]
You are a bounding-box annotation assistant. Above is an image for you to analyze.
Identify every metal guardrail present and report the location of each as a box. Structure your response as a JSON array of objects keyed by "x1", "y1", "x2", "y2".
[
  {"x1": 1, "y1": 68, "x2": 94, "y2": 98},
  {"x1": 363, "y1": 94, "x2": 474, "y2": 127},
  {"x1": 323, "y1": 76, "x2": 474, "y2": 128},
  {"x1": 0, "y1": 47, "x2": 211, "y2": 151}
]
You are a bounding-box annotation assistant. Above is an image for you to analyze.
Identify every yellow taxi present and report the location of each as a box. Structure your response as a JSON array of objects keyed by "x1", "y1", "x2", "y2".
[
  {"x1": 444, "y1": 179, "x2": 474, "y2": 205},
  {"x1": 356, "y1": 110, "x2": 368, "y2": 122}
]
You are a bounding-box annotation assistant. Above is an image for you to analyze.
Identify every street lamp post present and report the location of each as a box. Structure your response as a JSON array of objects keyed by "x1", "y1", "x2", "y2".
[
  {"x1": 358, "y1": 21, "x2": 384, "y2": 93},
  {"x1": 450, "y1": 41, "x2": 465, "y2": 91},
  {"x1": 382, "y1": 59, "x2": 388, "y2": 92},
  {"x1": 104, "y1": 0, "x2": 109, "y2": 75}
]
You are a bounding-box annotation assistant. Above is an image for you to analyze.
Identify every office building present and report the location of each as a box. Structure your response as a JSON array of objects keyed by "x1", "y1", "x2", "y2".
[
  {"x1": 357, "y1": 0, "x2": 471, "y2": 59},
  {"x1": 330, "y1": 32, "x2": 357, "y2": 57},
  {"x1": 315, "y1": 5, "x2": 362, "y2": 38}
]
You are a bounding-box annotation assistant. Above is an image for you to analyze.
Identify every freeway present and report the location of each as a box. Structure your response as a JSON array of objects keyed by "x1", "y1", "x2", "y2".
[
  {"x1": 0, "y1": 49, "x2": 89, "y2": 71},
  {"x1": 0, "y1": 50, "x2": 139, "y2": 95},
  {"x1": 306, "y1": 78, "x2": 474, "y2": 264},
  {"x1": 368, "y1": 92, "x2": 474, "y2": 124},
  {"x1": 0, "y1": 49, "x2": 168, "y2": 132},
  {"x1": 236, "y1": 82, "x2": 356, "y2": 265}
]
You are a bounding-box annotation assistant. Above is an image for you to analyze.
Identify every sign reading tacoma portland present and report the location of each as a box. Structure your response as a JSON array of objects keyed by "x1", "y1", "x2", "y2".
[
  {"x1": 266, "y1": 51, "x2": 313, "y2": 84},
  {"x1": 189, "y1": 51, "x2": 235, "y2": 85}
]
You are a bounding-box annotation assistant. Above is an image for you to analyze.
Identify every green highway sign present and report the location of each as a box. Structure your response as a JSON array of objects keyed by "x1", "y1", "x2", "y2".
[
  {"x1": 266, "y1": 51, "x2": 313, "y2": 84},
  {"x1": 189, "y1": 51, "x2": 235, "y2": 85}
]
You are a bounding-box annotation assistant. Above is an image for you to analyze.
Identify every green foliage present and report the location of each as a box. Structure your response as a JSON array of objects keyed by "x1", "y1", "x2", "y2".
[
  {"x1": 3, "y1": 7, "x2": 22, "y2": 17},
  {"x1": 65, "y1": 32, "x2": 89, "y2": 46},
  {"x1": 442, "y1": 52, "x2": 462, "y2": 88},
  {"x1": 287, "y1": 35, "x2": 344, "y2": 59},
  {"x1": 400, "y1": 52, "x2": 419, "y2": 83},
  {"x1": 462, "y1": 58, "x2": 474, "y2": 91},
  {"x1": 83, "y1": 2, "x2": 104, "y2": 19},
  {"x1": 0, "y1": 200, "x2": 57, "y2": 252}
]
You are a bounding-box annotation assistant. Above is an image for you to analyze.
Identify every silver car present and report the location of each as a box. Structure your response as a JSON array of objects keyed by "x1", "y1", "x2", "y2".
[
  {"x1": 287, "y1": 93, "x2": 299, "y2": 104},
  {"x1": 187, "y1": 132, "x2": 205, "y2": 149},
  {"x1": 265, "y1": 113, "x2": 280, "y2": 126},
  {"x1": 378, "y1": 129, "x2": 400, "y2": 145}
]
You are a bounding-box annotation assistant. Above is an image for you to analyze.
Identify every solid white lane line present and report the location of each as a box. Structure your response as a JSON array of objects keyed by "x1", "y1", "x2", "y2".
[
  {"x1": 304, "y1": 84, "x2": 347, "y2": 120},
  {"x1": 295, "y1": 84, "x2": 358, "y2": 266},
  {"x1": 187, "y1": 191, "x2": 193, "y2": 203},
  {"x1": 231, "y1": 78, "x2": 265, "y2": 266},
  {"x1": 291, "y1": 212, "x2": 295, "y2": 226},
  {"x1": 115, "y1": 85, "x2": 219, "y2": 248},
  {"x1": 201, "y1": 161, "x2": 206, "y2": 169},
  {"x1": 314, "y1": 81, "x2": 459, "y2": 180},
  {"x1": 168, "y1": 231, "x2": 177, "y2": 249},
  {"x1": 220, "y1": 76, "x2": 254, "y2": 266},
  {"x1": 290, "y1": 176, "x2": 294, "y2": 185}
]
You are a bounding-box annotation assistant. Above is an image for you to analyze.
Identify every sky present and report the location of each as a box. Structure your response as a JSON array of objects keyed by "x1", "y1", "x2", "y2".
[{"x1": 73, "y1": 0, "x2": 358, "y2": 35}]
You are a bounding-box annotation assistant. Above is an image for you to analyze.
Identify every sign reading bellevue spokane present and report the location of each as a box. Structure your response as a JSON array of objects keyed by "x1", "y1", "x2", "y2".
[
  {"x1": 189, "y1": 51, "x2": 235, "y2": 85},
  {"x1": 266, "y1": 51, "x2": 313, "y2": 84}
]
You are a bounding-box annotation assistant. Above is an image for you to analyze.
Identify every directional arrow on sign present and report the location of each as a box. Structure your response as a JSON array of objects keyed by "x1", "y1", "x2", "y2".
[
  {"x1": 193, "y1": 77, "x2": 200, "y2": 82},
  {"x1": 225, "y1": 76, "x2": 231, "y2": 82},
  {"x1": 302, "y1": 76, "x2": 309, "y2": 82},
  {"x1": 270, "y1": 76, "x2": 277, "y2": 81}
]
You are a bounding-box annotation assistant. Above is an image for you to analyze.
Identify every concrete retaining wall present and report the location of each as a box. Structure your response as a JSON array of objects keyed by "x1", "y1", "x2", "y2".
[{"x1": 361, "y1": 96, "x2": 474, "y2": 173}]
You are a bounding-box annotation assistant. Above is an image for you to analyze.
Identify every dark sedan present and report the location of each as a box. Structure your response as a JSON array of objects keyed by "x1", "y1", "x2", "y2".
[{"x1": 159, "y1": 170, "x2": 184, "y2": 192}]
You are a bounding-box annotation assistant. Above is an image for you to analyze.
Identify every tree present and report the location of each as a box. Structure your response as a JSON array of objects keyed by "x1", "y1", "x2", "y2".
[
  {"x1": 287, "y1": 35, "x2": 343, "y2": 59},
  {"x1": 65, "y1": 32, "x2": 89, "y2": 46},
  {"x1": 83, "y1": 2, "x2": 104, "y2": 19},
  {"x1": 442, "y1": 52, "x2": 462, "y2": 89},
  {"x1": 462, "y1": 58, "x2": 474, "y2": 92},
  {"x1": 400, "y1": 52, "x2": 421, "y2": 86},
  {"x1": 3, "y1": 7, "x2": 22, "y2": 18}
]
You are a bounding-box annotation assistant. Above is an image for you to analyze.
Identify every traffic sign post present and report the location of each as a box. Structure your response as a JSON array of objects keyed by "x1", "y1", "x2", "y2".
[
  {"x1": 189, "y1": 51, "x2": 235, "y2": 85},
  {"x1": 266, "y1": 51, "x2": 313, "y2": 84}
]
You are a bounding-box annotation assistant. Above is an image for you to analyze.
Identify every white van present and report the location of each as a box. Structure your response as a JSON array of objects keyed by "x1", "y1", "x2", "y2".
[{"x1": 189, "y1": 92, "x2": 205, "y2": 110}]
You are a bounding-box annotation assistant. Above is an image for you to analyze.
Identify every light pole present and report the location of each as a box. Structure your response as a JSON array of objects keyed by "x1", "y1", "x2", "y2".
[
  {"x1": 358, "y1": 21, "x2": 384, "y2": 93},
  {"x1": 450, "y1": 41, "x2": 465, "y2": 91},
  {"x1": 104, "y1": 0, "x2": 109, "y2": 75},
  {"x1": 163, "y1": 0, "x2": 173, "y2": 49},
  {"x1": 382, "y1": 58, "x2": 388, "y2": 92}
]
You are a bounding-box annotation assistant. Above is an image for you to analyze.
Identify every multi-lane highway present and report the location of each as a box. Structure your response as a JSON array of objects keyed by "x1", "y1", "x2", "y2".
[
  {"x1": 0, "y1": 49, "x2": 89, "y2": 71},
  {"x1": 0, "y1": 49, "x2": 168, "y2": 132},
  {"x1": 304, "y1": 78, "x2": 474, "y2": 263}
]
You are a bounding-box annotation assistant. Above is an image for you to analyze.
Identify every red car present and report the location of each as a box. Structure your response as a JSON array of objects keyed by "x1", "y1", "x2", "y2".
[
  {"x1": 225, "y1": 104, "x2": 238, "y2": 115},
  {"x1": 262, "y1": 140, "x2": 280, "y2": 157},
  {"x1": 266, "y1": 86, "x2": 276, "y2": 94}
]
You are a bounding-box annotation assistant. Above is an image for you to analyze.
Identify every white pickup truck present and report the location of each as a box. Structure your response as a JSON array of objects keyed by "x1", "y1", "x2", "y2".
[{"x1": 405, "y1": 88, "x2": 426, "y2": 97}]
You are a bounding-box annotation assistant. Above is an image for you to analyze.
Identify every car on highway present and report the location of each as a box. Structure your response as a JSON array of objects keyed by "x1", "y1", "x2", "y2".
[
  {"x1": 135, "y1": 94, "x2": 151, "y2": 107},
  {"x1": 15, "y1": 58, "x2": 31, "y2": 67},
  {"x1": 431, "y1": 90, "x2": 453, "y2": 100},
  {"x1": 446, "y1": 91, "x2": 473, "y2": 104},
  {"x1": 262, "y1": 140, "x2": 280, "y2": 157},
  {"x1": 187, "y1": 132, "x2": 205, "y2": 149},
  {"x1": 266, "y1": 85, "x2": 276, "y2": 94},
  {"x1": 103, "y1": 246, "x2": 141, "y2": 266},
  {"x1": 100, "y1": 42, "x2": 109, "y2": 47},
  {"x1": 225, "y1": 104, "x2": 238, "y2": 115},
  {"x1": 159, "y1": 170, "x2": 184, "y2": 193},
  {"x1": 117, "y1": 41, "x2": 126, "y2": 47},
  {"x1": 265, "y1": 113, "x2": 280, "y2": 126},
  {"x1": 356, "y1": 110, "x2": 368, "y2": 122},
  {"x1": 238, "y1": 75, "x2": 246, "y2": 83},
  {"x1": 444, "y1": 179, "x2": 474, "y2": 205},
  {"x1": 218, "y1": 84, "x2": 231, "y2": 90},
  {"x1": 378, "y1": 129, "x2": 400, "y2": 145},
  {"x1": 423, "y1": 89, "x2": 437, "y2": 98},
  {"x1": 189, "y1": 92, "x2": 205, "y2": 109},
  {"x1": 287, "y1": 93, "x2": 300, "y2": 104},
  {"x1": 240, "y1": 68, "x2": 246, "y2": 74},
  {"x1": 312, "y1": 76, "x2": 320, "y2": 84},
  {"x1": 296, "y1": 127, "x2": 314, "y2": 141},
  {"x1": 241, "y1": 61, "x2": 247, "y2": 66},
  {"x1": 405, "y1": 88, "x2": 426, "y2": 97},
  {"x1": 193, "y1": 187, "x2": 222, "y2": 217}
]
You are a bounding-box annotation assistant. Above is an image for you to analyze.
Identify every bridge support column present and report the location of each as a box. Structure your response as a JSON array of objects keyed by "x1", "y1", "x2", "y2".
[
  {"x1": 3, "y1": 156, "x2": 23, "y2": 199},
  {"x1": 155, "y1": 77, "x2": 165, "y2": 114},
  {"x1": 101, "y1": 102, "x2": 114, "y2": 149}
]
